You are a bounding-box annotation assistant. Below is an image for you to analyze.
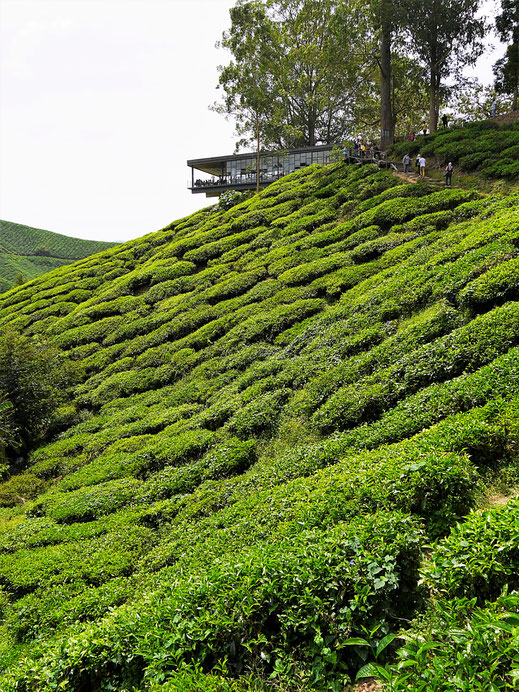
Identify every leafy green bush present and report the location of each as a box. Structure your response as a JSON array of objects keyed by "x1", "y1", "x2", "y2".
[
  {"x1": 313, "y1": 302, "x2": 519, "y2": 432},
  {"x1": 459, "y1": 151, "x2": 492, "y2": 171},
  {"x1": 459, "y1": 256, "x2": 519, "y2": 313},
  {"x1": 29, "y1": 477, "x2": 143, "y2": 523},
  {"x1": 482, "y1": 158, "x2": 519, "y2": 180},
  {"x1": 0, "y1": 512, "x2": 424, "y2": 691},
  {"x1": 0, "y1": 473, "x2": 48, "y2": 507},
  {"x1": 0, "y1": 332, "x2": 77, "y2": 458},
  {"x1": 421, "y1": 498, "x2": 519, "y2": 602},
  {"x1": 372, "y1": 590, "x2": 519, "y2": 691}
]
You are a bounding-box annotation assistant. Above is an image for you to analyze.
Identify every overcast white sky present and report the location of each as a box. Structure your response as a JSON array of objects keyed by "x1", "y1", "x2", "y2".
[{"x1": 0, "y1": 0, "x2": 504, "y2": 243}]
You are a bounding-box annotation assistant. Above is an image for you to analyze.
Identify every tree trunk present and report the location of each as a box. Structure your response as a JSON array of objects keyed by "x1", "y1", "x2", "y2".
[
  {"x1": 429, "y1": 46, "x2": 440, "y2": 133},
  {"x1": 429, "y1": 76, "x2": 439, "y2": 133},
  {"x1": 256, "y1": 112, "x2": 260, "y2": 194},
  {"x1": 513, "y1": 30, "x2": 519, "y2": 111},
  {"x1": 379, "y1": 18, "x2": 394, "y2": 150},
  {"x1": 514, "y1": 55, "x2": 518, "y2": 111}
]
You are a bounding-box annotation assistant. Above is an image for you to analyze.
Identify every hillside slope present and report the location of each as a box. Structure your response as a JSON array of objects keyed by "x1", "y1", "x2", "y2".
[
  {"x1": 0, "y1": 162, "x2": 518, "y2": 690},
  {"x1": 0, "y1": 220, "x2": 118, "y2": 292},
  {"x1": 390, "y1": 119, "x2": 519, "y2": 182}
]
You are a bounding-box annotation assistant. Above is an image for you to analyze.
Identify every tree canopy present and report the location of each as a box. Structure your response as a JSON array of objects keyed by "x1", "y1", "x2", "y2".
[
  {"x1": 214, "y1": 0, "x2": 503, "y2": 152},
  {"x1": 215, "y1": 0, "x2": 372, "y2": 150},
  {"x1": 404, "y1": 0, "x2": 486, "y2": 132},
  {"x1": 493, "y1": 0, "x2": 519, "y2": 110}
]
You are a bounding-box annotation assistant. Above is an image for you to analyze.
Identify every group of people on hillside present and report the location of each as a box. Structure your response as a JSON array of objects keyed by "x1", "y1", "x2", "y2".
[
  {"x1": 409, "y1": 114, "x2": 449, "y2": 141},
  {"x1": 350, "y1": 139, "x2": 383, "y2": 159},
  {"x1": 400, "y1": 114, "x2": 454, "y2": 184},
  {"x1": 401, "y1": 153, "x2": 426, "y2": 176},
  {"x1": 401, "y1": 152, "x2": 454, "y2": 185}
]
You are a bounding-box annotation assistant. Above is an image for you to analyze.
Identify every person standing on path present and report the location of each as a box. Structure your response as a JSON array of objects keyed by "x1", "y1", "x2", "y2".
[
  {"x1": 442, "y1": 114, "x2": 448, "y2": 128},
  {"x1": 419, "y1": 155, "x2": 426, "y2": 177},
  {"x1": 403, "y1": 153, "x2": 411, "y2": 173},
  {"x1": 445, "y1": 162, "x2": 454, "y2": 187}
]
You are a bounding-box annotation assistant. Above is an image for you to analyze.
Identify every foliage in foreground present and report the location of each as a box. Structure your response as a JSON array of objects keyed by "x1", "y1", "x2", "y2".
[{"x1": 363, "y1": 500, "x2": 519, "y2": 690}]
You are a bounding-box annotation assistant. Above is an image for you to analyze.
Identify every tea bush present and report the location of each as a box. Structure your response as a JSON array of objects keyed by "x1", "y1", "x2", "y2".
[
  {"x1": 376, "y1": 590, "x2": 519, "y2": 691},
  {"x1": 421, "y1": 498, "x2": 519, "y2": 602}
]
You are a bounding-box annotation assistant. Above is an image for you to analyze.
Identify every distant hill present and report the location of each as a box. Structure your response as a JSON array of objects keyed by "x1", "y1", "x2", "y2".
[{"x1": 0, "y1": 220, "x2": 119, "y2": 292}]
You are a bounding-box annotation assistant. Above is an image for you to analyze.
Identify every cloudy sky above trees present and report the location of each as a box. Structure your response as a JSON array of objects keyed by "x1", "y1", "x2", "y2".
[{"x1": 0, "y1": 0, "x2": 505, "y2": 243}]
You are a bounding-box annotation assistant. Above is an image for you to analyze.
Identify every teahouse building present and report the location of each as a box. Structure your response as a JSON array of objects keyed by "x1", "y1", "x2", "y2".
[{"x1": 187, "y1": 145, "x2": 337, "y2": 197}]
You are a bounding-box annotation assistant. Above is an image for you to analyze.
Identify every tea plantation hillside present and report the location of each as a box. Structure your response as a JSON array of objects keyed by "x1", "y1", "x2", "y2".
[
  {"x1": 0, "y1": 220, "x2": 118, "y2": 293},
  {"x1": 390, "y1": 119, "x2": 519, "y2": 181},
  {"x1": 0, "y1": 160, "x2": 518, "y2": 691}
]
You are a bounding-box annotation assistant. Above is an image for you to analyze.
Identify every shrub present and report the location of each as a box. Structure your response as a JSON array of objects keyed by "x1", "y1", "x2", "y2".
[
  {"x1": 29, "y1": 477, "x2": 143, "y2": 523},
  {"x1": 0, "y1": 512, "x2": 425, "y2": 691},
  {"x1": 459, "y1": 256, "x2": 519, "y2": 313},
  {"x1": 421, "y1": 498, "x2": 519, "y2": 602},
  {"x1": 5, "y1": 576, "x2": 134, "y2": 643},
  {"x1": 202, "y1": 439, "x2": 256, "y2": 479},
  {"x1": 0, "y1": 332, "x2": 77, "y2": 458},
  {"x1": 227, "y1": 389, "x2": 291, "y2": 437},
  {"x1": 482, "y1": 158, "x2": 519, "y2": 180},
  {"x1": 459, "y1": 151, "x2": 491, "y2": 171},
  {"x1": 377, "y1": 590, "x2": 519, "y2": 691},
  {"x1": 313, "y1": 302, "x2": 519, "y2": 432},
  {"x1": 0, "y1": 473, "x2": 49, "y2": 506}
]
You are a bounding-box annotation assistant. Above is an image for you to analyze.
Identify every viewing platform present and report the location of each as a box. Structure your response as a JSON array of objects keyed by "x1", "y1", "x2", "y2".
[
  {"x1": 187, "y1": 145, "x2": 336, "y2": 197},
  {"x1": 187, "y1": 145, "x2": 397, "y2": 197}
]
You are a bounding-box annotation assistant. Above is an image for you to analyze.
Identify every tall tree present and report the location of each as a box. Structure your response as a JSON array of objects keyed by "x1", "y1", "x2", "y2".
[
  {"x1": 378, "y1": 0, "x2": 396, "y2": 148},
  {"x1": 363, "y1": 0, "x2": 410, "y2": 148},
  {"x1": 215, "y1": 0, "x2": 371, "y2": 151},
  {"x1": 213, "y1": 0, "x2": 280, "y2": 191},
  {"x1": 268, "y1": 0, "x2": 368, "y2": 146},
  {"x1": 405, "y1": 0, "x2": 486, "y2": 133},
  {"x1": 493, "y1": 0, "x2": 519, "y2": 111},
  {"x1": 451, "y1": 77, "x2": 515, "y2": 121},
  {"x1": 0, "y1": 398, "x2": 14, "y2": 469},
  {"x1": 352, "y1": 52, "x2": 429, "y2": 141},
  {"x1": 0, "y1": 331, "x2": 76, "y2": 462}
]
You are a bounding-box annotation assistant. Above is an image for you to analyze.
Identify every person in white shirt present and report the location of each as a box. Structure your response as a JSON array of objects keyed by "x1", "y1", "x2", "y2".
[
  {"x1": 445, "y1": 162, "x2": 454, "y2": 187},
  {"x1": 419, "y1": 155, "x2": 426, "y2": 177}
]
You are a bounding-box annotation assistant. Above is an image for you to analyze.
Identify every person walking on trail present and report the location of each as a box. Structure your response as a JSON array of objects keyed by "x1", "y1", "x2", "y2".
[
  {"x1": 419, "y1": 155, "x2": 426, "y2": 177},
  {"x1": 492, "y1": 100, "x2": 497, "y2": 117},
  {"x1": 416, "y1": 153, "x2": 421, "y2": 172},
  {"x1": 421, "y1": 121, "x2": 427, "y2": 135},
  {"x1": 442, "y1": 114, "x2": 448, "y2": 128},
  {"x1": 445, "y1": 162, "x2": 454, "y2": 187},
  {"x1": 403, "y1": 153, "x2": 411, "y2": 174}
]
